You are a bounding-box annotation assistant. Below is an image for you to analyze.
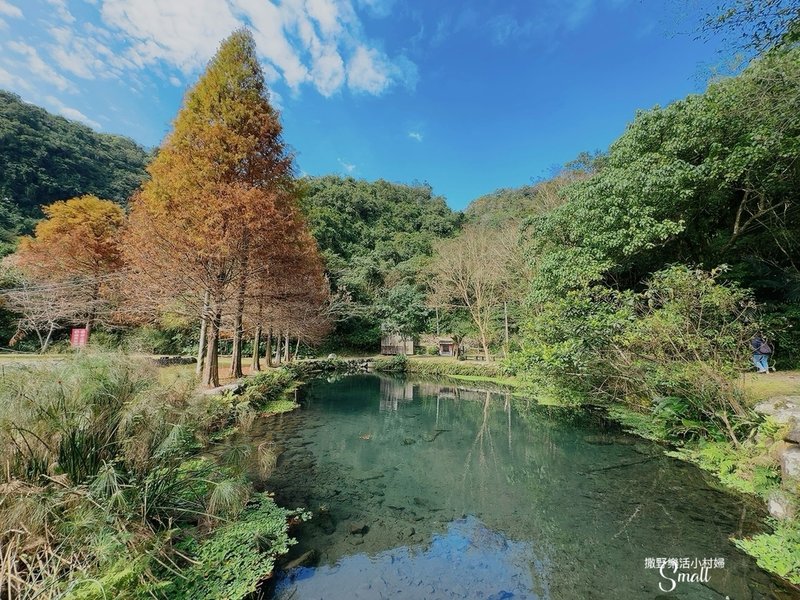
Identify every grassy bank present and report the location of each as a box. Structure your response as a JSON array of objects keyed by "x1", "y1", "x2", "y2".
[{"x1": 0, "y1": 353, "x2": 305, "y2": 599}]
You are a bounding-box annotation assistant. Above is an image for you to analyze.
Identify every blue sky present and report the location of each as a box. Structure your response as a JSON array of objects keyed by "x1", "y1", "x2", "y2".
[{"x1": 0, "y1": 0, "x2": 732, "y2": 209}]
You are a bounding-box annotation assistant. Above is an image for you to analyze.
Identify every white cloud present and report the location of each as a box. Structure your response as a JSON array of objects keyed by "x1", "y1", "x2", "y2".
[
  {"x1": 347, "y1": 44, "x2": 416, "y2": 95},
  {"x1": 311, "y1": 47, "x2": 345, "y2": 96},
  {"x1": 6, "y1": 41, "x2": 74, "y2": 91},
  {"x1": 25, "y1": 0, "x2": 416, "y2": 99},
  {"x1": 337, "y1": 158, "x2": 356, "y2": 173},
  {"x1": 408, "y1": 131, "x2": 423, "y2": 142},
  {"x1": 0, "y1": 0, "x2": 414, "y2": 113},
  {"x1": 0, "y1": 0, "x2": 22, "y2": 18},
  {"x1": 44, "y1": 95, "x2": 102, "y2": 129},
  {"x1": 0, "y1": 65, "x2": 32, "y2": 92},
  {"x1": 235, "y1": 0, "x2": 310, "y2": 88},
  {"x1": 45, "y1": 0, "x2": 75, "y2": 23},
  {"x1": 356, "y1": 0, "x2": 394, "y2": 18},
  {"x1": 100, "y1": 0, "x2": 241, "y2": 74}
]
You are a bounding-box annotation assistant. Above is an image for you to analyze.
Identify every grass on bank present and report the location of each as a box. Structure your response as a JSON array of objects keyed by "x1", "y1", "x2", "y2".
[
  {"x1": 0, "y1": 352, "x2": 304, "y2": 599},
  {"x1": 743, "y1": 370, "x2": 800, "y2": 403}
]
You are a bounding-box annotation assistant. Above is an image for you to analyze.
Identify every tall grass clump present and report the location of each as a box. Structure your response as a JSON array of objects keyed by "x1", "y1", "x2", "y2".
[{"x1": 0, "y1": 353, "x2": 301, "y2": 599}]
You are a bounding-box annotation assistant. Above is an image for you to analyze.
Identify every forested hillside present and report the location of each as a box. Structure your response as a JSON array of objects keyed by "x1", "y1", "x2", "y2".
[
  {"x1": 0, "y1": 91, "x2": 150, "y2": 215},
  {"x1": 300, "y1": 176, "x2": 463, "y2": 348}
]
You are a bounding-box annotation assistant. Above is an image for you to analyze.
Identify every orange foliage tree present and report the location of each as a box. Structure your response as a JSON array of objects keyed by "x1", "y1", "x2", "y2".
[
  {"x1": 124, "y1": 29, "x2": 328, "y2": 386},
  {"x1": 6, "y1": 195, "x2": 125, "y2": 342}
]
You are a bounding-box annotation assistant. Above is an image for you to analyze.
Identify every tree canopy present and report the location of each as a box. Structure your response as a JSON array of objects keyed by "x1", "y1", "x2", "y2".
[
  {"x1": 0, "y1": 91, "x2": 150, "y2": 214},
  {"x1": 300, "y1": 175, "x2": 463, "y2": 347},
  {"x1": 525, "y1": 45, "x2": 800, "y2": 304},
  {"x1": 125, "y1": 29, "x2": 326, "y2": 386}
]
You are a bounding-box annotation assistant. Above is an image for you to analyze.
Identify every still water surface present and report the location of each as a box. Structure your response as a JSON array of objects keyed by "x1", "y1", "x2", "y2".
[{"x1": 244, "y1": 374, "x2": 800, "y2": 599}]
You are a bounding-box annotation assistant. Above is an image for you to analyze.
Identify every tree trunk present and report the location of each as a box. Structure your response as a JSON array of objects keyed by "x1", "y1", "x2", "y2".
[
  {"x1": 85, "y1": 280, "x2": 100, "y2": 343},
  {"x1": 503, "y1": 301, "x2": 509, "y2": 358},
  {"x1": 479, "y1": 329, "x2": 490, "y2": 361},
  {"x1": 251, "y1": 325, "x2": 262, "y2": 372},
  {"x1": 293, "y1": 337, "x2": 300, "y2": 361},
  {"x1": 274, "y1": 328, "x2": 282, "y2": 365},
  {"x1": 230, "y1": 316, "x2": 244, "y2": 378},
  {"x1": 283, "y1": 331, "x2": 290, "y2": 363},
  {"x1": 229, "y1": 274, "x2": 247, "y2": 379},
  {"x1": 202, "y1": 305, "x2": 221, "y2": 388},
  {"x1": 266, "y1": 327, "x2": 273, "y2": 368},
  {"x1": 41, "y1": 324, "x2": 55, "y2": 353},
  {"x1": 196, "y1": 289, "x2": 210, "y2": 376}
]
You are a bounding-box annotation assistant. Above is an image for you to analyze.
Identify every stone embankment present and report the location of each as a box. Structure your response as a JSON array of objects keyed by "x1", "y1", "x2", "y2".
[{"x1": 754, "y1": 395, "x2": 800, "y2": 519}]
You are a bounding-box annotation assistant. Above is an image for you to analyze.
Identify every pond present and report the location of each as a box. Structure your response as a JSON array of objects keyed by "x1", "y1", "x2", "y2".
[{"x1": 243, "y1": 374, "x2": 799, "y2": 599}]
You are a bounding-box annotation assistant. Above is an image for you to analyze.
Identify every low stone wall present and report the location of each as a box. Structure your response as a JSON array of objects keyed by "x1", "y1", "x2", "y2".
[
  {"x1": 755, "y1": 395, "x2": 800, "y2": 519},
  {"x1": 293, "y1": 357, "x2": 374, "y2": 375},
  {"x1": 153, "y1": 355, "x2": 197, "y2": 366}
]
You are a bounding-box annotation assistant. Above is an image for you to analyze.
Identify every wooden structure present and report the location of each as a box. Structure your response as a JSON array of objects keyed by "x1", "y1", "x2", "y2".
[
  {"x1": 438, "y1": 337, "x2": 456, "y2": 357},
  {"x1": 381, "y1": 334, "x2": 414, "y2": 355}
]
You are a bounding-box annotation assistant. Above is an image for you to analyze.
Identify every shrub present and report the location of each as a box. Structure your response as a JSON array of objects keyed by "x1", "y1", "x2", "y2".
[
  {"x1": 514, "y1": 266, "x2": 760, "y2": 445},
  {"x1": 168, "y1": 495, "x2": 310, "y2": 600}
]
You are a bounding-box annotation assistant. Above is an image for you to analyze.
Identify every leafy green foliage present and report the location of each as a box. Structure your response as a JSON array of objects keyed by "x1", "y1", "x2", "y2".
[
  {"x1": 515, "y1": 267, "x2": 758, "y2": 444},
  {"x1": 300, "y1": 176, "x2": 463, "y2": 348},
  {"x1": 0, "y1": 355, "x2": 302, "y2": 598},
  {"x1": 0, "y1": 91, "x2": 150, "y2": 214},
  {"x1": 735, "y1": 521, "x2": 800, "y2": 584},
  {"x1": 169, "y1": 495, "x2": 309, "y2": 600},
  {"x1": 238, "y1": 369, "x2": 298, "y2": 406},
  {"x1": 524, "y1": 47, "x2": 800, "y2": 307}
]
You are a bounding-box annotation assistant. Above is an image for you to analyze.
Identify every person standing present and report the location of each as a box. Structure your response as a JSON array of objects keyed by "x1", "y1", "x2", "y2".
[{"x1": 751, "y1": 334, "x2": 773, "y2": 373}]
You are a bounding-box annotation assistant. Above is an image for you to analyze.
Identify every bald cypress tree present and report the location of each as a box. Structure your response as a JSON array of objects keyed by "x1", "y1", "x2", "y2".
[{"x1": 125, "y1": 29, "x2": 297, "y2": 387}]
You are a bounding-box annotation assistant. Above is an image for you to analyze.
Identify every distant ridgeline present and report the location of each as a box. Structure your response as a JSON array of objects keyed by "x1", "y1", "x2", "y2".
[{"x1": 0, "y1": 90, "x2": 150, "y2": 217}]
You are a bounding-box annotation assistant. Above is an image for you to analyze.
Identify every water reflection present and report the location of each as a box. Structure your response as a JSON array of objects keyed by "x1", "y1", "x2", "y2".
[
  {"x1": 273, "y1": 516, "x2": 550, "y2": 600},
  {"x1": 249, "y1": 374, "x2": 799, "y2": 600}
]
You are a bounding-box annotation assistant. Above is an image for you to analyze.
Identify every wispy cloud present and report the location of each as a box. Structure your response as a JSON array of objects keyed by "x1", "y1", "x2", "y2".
[
  {"x1": 0, "y1": 0, "x2": 22, "y2": 19},
  {"x1": 0, "y1": 64, "x2": 31, "y2": 92},
  {"x1": 408, "y1": 130, "x2": 423, "y2": 142},
  {"x1": 0, "y1": 0, "x2": 416, "y2": 101},
  {"x1": 45, "y1": 0, "x2": 74, "y2": 23},
  {"x1": 84, "y1": 0, "x2": 416, "y2": 96},
  {"x1": 44, "y1": 95, "x2": 102, "y2": 129},
  {"x1": 337, "y1": 158, "x2": 356, "y2": 173},
  {"x1": 5, "y1": 40, "x2": 74, "y2": 92},
  {"x1": 432, "y1": 0, "x2": 629, "y2": 48}
]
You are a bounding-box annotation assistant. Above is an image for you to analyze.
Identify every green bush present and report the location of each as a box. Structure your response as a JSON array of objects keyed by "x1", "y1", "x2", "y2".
[
  {"x1": 762, "y1": 303, "x2": 800, "y2": 370},
  {"x1": 514, "y1": 266, "x2": 759, "y2": 445},
  {"x1": 735, "y1": 521, "x2": 800, "y2": 585},
  {"x1": 124, "y1": 325, "x2": 197, "y2": 355},
  {"x1": 372, "y1": 354, "x2": 408, "y2": 372},
  {"x1": 405, "y1": 357, "x2": 506, "y2": 378}
]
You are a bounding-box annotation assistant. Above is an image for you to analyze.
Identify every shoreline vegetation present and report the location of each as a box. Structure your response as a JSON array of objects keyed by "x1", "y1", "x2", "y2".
[
  {"x1": 0, "y1": 349, "x2": 798, "y2": 595},
  {"x1": 0, "y1": 352, "x2": 307, "y2": 599},
  {"x1": 1, "y1": 4, "x2": 800, "y2": 598}
]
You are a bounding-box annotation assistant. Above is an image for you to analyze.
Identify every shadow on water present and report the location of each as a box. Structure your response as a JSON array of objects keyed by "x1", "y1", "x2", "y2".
[{"x1": 232, "y1": 374, "x2": 800, "y2": 600}]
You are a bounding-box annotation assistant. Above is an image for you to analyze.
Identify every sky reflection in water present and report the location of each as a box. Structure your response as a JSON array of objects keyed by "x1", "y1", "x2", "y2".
[{"x1": 273, "y1": 515, "x2": 548, "y2": 600}]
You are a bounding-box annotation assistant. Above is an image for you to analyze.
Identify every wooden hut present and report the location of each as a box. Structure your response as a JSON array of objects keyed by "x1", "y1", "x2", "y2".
[{"x1": 381, "y1": 334, "x2": 414, "y2": 355}]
